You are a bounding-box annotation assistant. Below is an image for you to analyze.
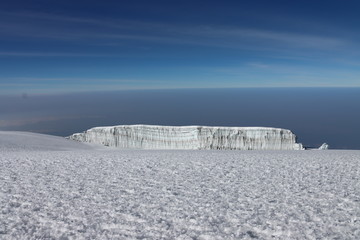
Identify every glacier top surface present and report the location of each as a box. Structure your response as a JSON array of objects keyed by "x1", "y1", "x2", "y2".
[{"x1": 89, "y1": 124, "x2": 292, "y2": 132}]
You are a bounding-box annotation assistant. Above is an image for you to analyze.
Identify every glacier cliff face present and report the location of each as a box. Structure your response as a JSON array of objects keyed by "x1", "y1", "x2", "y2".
[{"x1": 68, "y1": 125, "x2": 304, "y2": 150}]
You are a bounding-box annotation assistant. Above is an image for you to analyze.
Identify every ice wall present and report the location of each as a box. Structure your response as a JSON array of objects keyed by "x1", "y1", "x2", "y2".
[{"x1": 68, "y1": 125, "x2": 304, "y2": 150}]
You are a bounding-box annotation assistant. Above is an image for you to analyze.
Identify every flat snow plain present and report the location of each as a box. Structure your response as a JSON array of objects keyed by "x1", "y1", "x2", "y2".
[{"x1": 1, "y1": 132, "x2": 360, "y2": 239}]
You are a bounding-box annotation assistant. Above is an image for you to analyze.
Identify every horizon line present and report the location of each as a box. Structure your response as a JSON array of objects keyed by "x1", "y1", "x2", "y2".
[{"x1": 1, "y1": 86, "x2": 360, "y2": 97}]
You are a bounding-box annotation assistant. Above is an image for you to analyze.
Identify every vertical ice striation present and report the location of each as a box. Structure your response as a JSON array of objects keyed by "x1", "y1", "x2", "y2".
[{"x1": 68, "y1": 125, "x2": 304, "y2": 150}]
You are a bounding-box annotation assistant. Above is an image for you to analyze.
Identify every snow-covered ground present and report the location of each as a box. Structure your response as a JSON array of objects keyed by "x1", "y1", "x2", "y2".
[
  {"x1": 0, "y1": 131, "x2": 102, "y2": 152},
  {"x1": 1, "y1": 132, "x2": 359, "y2": 239}
]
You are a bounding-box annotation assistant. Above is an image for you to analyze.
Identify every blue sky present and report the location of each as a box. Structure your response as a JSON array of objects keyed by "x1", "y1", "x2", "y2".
[{"x1": 1, "y1": 0, "x2": 360, "y2": 94}]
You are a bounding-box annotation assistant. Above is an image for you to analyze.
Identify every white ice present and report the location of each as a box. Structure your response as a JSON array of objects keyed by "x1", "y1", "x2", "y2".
[
  {"x1": 68, "y1": 125, "x2": 304, "y2": 150},
  {"x1": 1, "y1": 131, "x2": 359, "y2": 239},
  {"x1": 318, "y1": 143, "x2": 329, "y2": 150}
]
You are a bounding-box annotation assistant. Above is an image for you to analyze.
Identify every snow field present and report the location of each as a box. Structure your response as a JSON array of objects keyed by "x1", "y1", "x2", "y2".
[
  {"x1": 0, "y1": 131, "x2": 100, "y2": 152},
  {"x1": 1, "y1": 150, "x2": 360, "y2": 239}
]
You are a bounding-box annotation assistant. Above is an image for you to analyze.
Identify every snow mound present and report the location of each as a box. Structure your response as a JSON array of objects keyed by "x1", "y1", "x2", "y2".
[
  {"x1": 68, "y1": 124, "x2": 304, "y2": 150},
  {"x1": 0, "y1": 131, "x2": 100, "y2": 151}
]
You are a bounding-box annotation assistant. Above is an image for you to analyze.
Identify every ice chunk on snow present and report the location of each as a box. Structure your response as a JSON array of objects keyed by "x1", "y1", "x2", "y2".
[
  {"x1": 318, "y1": 143, "x2": 329, "y2": 150},
  {"x1": 68, "y1": 125, "x2": 304, "y2": 150}
]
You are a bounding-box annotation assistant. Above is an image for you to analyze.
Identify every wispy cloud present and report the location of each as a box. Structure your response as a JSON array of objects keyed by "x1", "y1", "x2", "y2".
[
  {"x1": 1, "y1": 77, "x2": 165, "y2": 83},
  {"x1": 199, "y1": 28, "x2": 346, "y2": 49},
  {"x1": 0, "y1": 10, "x2": 351, "y2": 52},
  {"x1": 246, "y1": 62, "x2": 271, "y2": 69},
  {"x1": 0, "y1": 52, "x2": 118, "y2": 57},
  {"x1": 0, "y1": 77, "x2": 184, "y2": 95},
  {"x1": 0, "y1": 115, "x2": 85, "y2": 128},
  {"x1": 1, "y1": 10, "x2": 359, "y2": 90},
  {"x1": 212, "y1": 62, "x2": 360, "y2": 87}
]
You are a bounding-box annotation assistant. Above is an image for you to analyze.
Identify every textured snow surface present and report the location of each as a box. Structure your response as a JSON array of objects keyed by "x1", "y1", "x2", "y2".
[
  {"x1": 0, "y1": 131, "x2": 100, "y2": 151},
  {"x1": 1, "y1": 148, "x2": 360, "y2": 239},
  {"x1": 69, "y1": 125, "x2": 304, "y2": 150}
]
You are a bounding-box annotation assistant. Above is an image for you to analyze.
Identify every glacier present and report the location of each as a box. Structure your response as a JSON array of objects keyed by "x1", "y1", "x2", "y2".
[{"x1": 68, "y1": 125, "x2": 304, "y2": 150}]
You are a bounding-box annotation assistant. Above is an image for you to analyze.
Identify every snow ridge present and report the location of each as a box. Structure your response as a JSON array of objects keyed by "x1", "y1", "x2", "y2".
[{"x1": 68, "y1": 125, "x2": 304, "y2": 150}]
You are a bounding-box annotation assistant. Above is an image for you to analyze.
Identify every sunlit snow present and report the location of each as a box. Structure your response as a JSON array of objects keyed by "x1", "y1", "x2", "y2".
[{"x1": 0, "y1": 131, "x2": 359, "y2": 239}]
